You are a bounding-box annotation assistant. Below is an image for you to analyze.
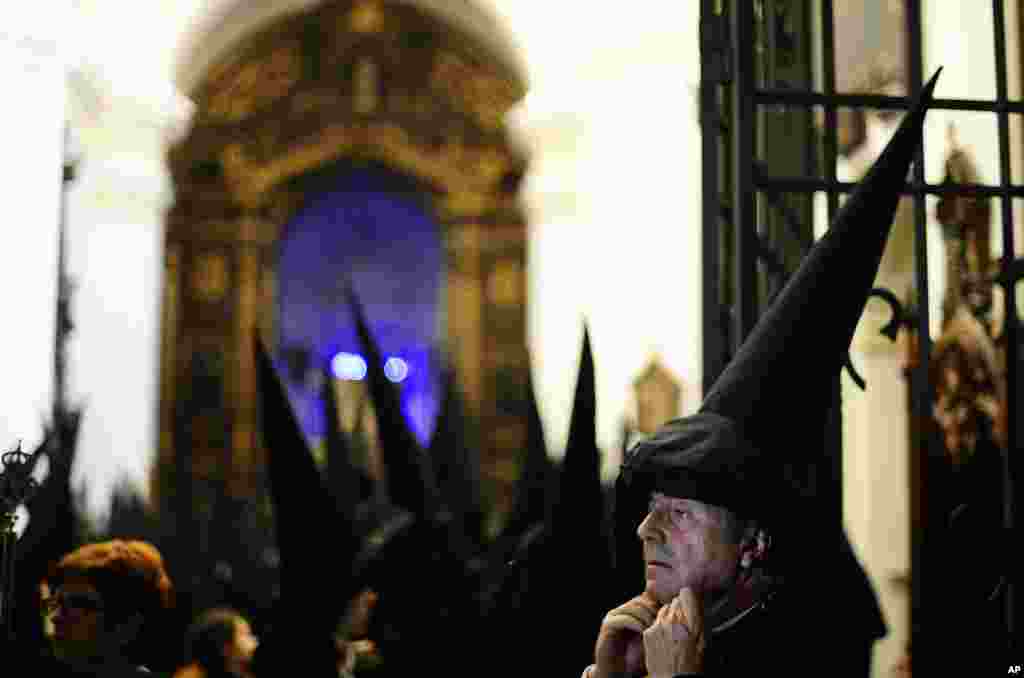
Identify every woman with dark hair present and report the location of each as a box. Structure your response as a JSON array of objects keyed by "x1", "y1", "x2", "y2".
[{"x1": 175, "y1": 608, "x2": 258, "y2": 678}]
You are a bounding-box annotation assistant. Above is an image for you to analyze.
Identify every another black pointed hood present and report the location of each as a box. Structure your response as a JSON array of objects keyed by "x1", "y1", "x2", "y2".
[
  {"x1": 619, "y1": 69, "x2": 940, "y2": 524},
  {"x1": 553, "y1": 325, "x2": 603, "y2": 537},
  {"x1": 500, "y1": 363, "x2": 555, "y2": 541},
  {"x1": 320, "y1": 364, "x2": 370, "y2": 523},
  {"x1": 343, "y1": 282, "x2": 439, "y2": 520},
  {"x1": 430, "y1": 352, "x2": 484, "y2": 532},
  {"x1": 254, "y1": 338, "x2": 362, "y2": 620}
]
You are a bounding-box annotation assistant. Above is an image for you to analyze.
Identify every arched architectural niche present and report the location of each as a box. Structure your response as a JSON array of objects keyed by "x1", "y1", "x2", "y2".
[
  {"x1": 276, "y1": 159, "x2": 445, "y2": 448},
  {"x1": 174, "y1": 0, "x2": 527, "y2": 97},
  {"x1": 161, "y1": 0, "x2": 531, "y2": 510}
]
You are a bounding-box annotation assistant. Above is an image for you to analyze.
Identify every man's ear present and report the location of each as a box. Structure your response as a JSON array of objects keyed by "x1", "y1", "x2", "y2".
[{"x1": 739, "y1": 527, "x2": 770, "y2": 570}]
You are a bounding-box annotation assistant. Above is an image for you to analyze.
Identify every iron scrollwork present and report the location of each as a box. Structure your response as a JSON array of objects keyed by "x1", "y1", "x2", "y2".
[
  {"x1": 992, "y1": 256, "x2": 1024, "y2": 290},
  {"x1": 0, "y1": 441, "x2": 45, "y2": 637},
  {"x1": 842, "y1": 287, "x2": 917, "y2": 391}
]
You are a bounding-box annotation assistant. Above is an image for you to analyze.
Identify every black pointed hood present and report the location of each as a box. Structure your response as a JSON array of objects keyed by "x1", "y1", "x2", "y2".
[
  {"x1": 553, "y1": 325, "x2": 604, "y2": 537},
  {"x1": 619, "y1": 69, "x2": 940, "y2": 525},
  {"x1": 254, "y1": 338, "x2": 362, "y2": 626},
  {"x1": 500, "y1": 363, "x2": 555, "y2": 541},
  {"x1": 519, "y1": 328, "x2": 611, "y2": 675},
  {"x1": 343, "y1": 281, "x2": 439, "y2": 519},
  {"x1": 321, "y1": 364, "x2": 370, "y2": 523},
  {"x1": 428, "y1": 352, "x2": 485, "y2": 547}
]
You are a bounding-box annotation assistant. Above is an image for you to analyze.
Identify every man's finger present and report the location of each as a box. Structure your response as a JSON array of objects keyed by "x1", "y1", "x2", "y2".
[
  {"x1": 638, "y1": 592, "x2": 662, "y2": 611},
  {"x1": 603, "y1": 613, "x2": 647, "y2": 634},
  {"x1": 605, "y1": 603, "x2": 658, "y2": 633},
  {"x1": 609, "y1": 600, "x2": 657, "y2": 624}
]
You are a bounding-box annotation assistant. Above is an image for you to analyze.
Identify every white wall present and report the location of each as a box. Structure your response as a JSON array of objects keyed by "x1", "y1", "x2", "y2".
[
  {"x1": 0, "y1": 4, "x2": 65, "y2": 459},
  {"x1": 58, "y1": 0, "x2": 186, "y2": 521},
  {"x1": 503, "y1": 1, "x2": 703, "y2": 475}
]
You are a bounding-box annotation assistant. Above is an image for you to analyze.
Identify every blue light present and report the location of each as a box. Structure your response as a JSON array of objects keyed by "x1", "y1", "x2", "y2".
[
  {"x1": 332, "y1": 352, "x2": 367, "y2": 381},
  {"x1": 384, "y1": 357, "x2": 409, "y2": 383}
]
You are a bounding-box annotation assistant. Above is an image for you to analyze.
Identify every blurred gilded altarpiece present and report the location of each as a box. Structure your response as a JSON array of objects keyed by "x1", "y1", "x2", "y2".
[{"x1": 159, "y1": 0, "x2": 531, "y2": 512}]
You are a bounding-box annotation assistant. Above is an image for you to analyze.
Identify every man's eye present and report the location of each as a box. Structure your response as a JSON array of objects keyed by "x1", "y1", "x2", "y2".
[{"x1": 673, "y1": 509, "x2": 691, "y2": 518}]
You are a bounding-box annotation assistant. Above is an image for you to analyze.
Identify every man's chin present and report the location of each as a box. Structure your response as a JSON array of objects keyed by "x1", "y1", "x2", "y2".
[{"x1": 645, "y1": 580, "x2": 679, "y2": 605}]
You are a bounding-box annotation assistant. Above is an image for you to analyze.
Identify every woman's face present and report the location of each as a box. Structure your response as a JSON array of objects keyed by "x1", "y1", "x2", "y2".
[
  {"x1": 224, "y1": 618, "x2": 259, "y2": 677},
  {"x1": 44, "y1": 574, "x2": 109, "y2": 662}
]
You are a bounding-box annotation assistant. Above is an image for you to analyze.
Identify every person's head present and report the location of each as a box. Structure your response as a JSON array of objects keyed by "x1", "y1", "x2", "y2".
[
  {"x1": 637, "y1": 491, "x2": 768, "y2": 604},
  {"x1": 43, "y1": 539, "x2": 174, "y2": 666},
  {"x1": 185, "y1": 607, "x2": 259, "y2": 678},
  {"x1": 341, "y1": 588, "x2": 377, "y2": 640}
]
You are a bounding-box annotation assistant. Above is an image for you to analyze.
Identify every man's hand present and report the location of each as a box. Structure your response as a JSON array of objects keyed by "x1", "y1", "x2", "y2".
[
  {"x1": 642, "y1": 588, "x2": 706, "y2": 677},
  {"x1": 593, "y1": 592, "x2": 660, "y2": 678}
]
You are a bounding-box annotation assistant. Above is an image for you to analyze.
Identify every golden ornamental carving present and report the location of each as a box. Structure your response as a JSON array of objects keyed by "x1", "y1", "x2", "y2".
[
  {"x1": 411, "y1": 92, "x2": 438, "y2": 118},
  {"x1": 220, "y1": 143, "x2": 251, "y2": 195},
  {"x1": 487, "y1": 260, "x2": 523, "y2": 307},
  {"x1": 430, "y1": 51, "x2": 518, "y2": 131},
  {"x1": 632, "y1": 358, "x2": 684, "y2": 435},
  {"x1": 936, "y1": 125, "x2": 994, "y2": 328},
  {"x1": 218, "y1": 117, "x2": 507, "y2": 213},
  {"x1": 204, "y1": 43, "x2": 302, "y2": 122},
  {"x1": 348, "y1": 0, "x2": 386, "y2": 34},
  {"x1": 442, "y1": 190, "x2": 490, "y2": 216},
  {"x1": 929, "y1": 307, "x2": 1006, "y2": 465},
  {"x1": 353, "y1": 58, "x2": 380, "y2": 114},
  {"x1": 913, "y1": 128, "x2": 1006, "y2": 468},
  {"x1": 385, "y1": 90, "x2": 414, "y2": 114},
  {"x1": 191, "y1": 251, "x2": 230, "y2": 302},
  {"x1": 475, "y1": 148, "x2": 509, "y2": 185},
  {"x1": 291, "y1": 89, "x2": 344, "y2": 116}
]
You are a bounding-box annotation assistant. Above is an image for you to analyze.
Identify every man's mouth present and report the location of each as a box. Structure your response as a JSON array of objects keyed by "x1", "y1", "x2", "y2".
[{"x1": 646, "y1": 560, "x2": 671, "y2": 568}]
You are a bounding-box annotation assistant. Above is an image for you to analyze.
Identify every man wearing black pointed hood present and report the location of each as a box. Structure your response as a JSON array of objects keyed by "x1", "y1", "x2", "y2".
[{"x1": 584, "y1": 71, "x2": 940, "y2": 677}]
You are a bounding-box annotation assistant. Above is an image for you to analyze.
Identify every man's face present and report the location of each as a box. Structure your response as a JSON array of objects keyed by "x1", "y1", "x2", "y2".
[
  {"x1": 637, "y1": 492, "x2": 742, "y2": 604},
  {"x1": 45, "y1": 575, "x2": 108, "y2": 662}
]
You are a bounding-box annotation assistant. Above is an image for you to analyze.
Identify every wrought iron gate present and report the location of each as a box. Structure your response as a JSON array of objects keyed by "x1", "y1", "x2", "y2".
[{"x1": 700, "y1": 0, "x2": 1023, "y2": 668}]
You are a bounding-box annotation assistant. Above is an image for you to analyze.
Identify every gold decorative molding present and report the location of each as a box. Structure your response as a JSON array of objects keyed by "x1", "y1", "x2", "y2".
[
  {"x1": 430, "y1": 50, "x2": 518, "y2": 132},
  {"x1": 348, "y1": 0, "x2": 386, "y2": 34},
  {"x1": 190, "y1": 251, "x2": 230, "y2": 302},
  {"x1": 353, "y1": 58, "x2": 380, "y2": 114},
  {"x1": 218, "y1": 121, "x2": 509, "y2": 215},
  {"x1": 632, "y1": 357, "x2": 684, "y2": 435},
  {"x1": 202, "y1": 41, "x2": 302, "y2": 123},
  {"x1": 159, "y1": 245, "x2": 181, "y2": 472},
  {"x1": 168, "y1": 218, "x2": 280, "y2": 247},
  {"x1": 486, "y1": 260, "x2": 524, "y2": 307}
]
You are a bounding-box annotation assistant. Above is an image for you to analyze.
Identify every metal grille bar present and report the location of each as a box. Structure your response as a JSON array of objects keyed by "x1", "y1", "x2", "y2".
[
  {"x1": 731, "y1": 1, "x2": 759, "y2": 351},
  {"x1": 756, "y1": 88, "x2": 1024, "y2": 112},
  {"x1": 992, "y1": 0, "x2": 1020, "y2": 647},
  {"x1": 758, "y1": 176, "x2": 1024, "y2": 197}
]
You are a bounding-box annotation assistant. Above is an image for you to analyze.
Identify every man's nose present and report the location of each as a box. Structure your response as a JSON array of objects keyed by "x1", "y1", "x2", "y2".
[{"x1": 637, "y1": 512, "x2": 665, "y2": 541}]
